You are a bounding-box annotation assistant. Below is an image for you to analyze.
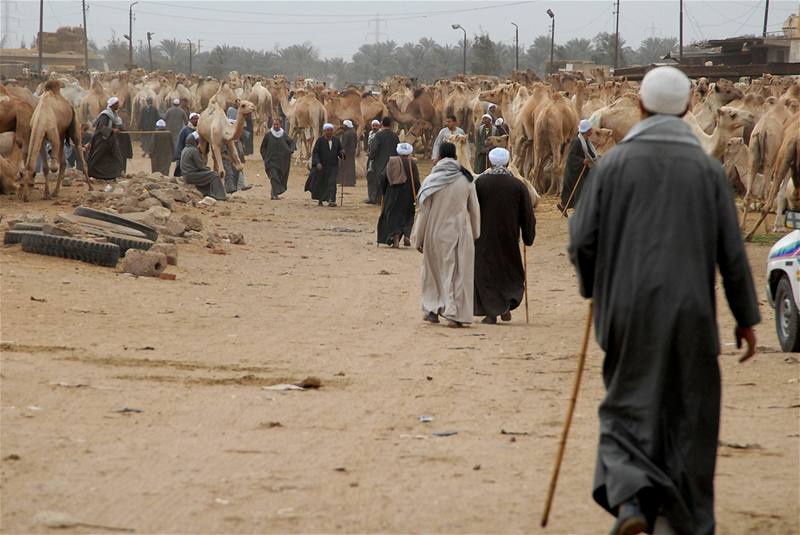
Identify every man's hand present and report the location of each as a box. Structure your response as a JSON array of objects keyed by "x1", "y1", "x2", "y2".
[
  {"x1": 315, "y1": 163, "x2": 322, "y2": 171},
  {"x1": 735, "y1": 326, "x2": 757, "y2": 363},
  {"x1": 583, "y1": 158, "x2": 590, "y2": 165}
]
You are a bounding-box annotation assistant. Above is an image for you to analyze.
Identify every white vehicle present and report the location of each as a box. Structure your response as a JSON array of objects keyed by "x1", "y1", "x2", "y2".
[{"x1": 766, "y1": 210, "x2": 800, "y2": 352}]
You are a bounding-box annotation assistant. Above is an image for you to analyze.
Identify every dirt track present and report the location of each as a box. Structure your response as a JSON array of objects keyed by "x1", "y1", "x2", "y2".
[{"x1": 1, "y1": 140, "x2": 798, "y2": 534}]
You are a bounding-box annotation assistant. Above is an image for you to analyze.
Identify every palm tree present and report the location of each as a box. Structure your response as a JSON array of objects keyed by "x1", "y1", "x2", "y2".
[
  {"x1": 557, "y1": 38, "x2": 593, "y2": 61},
  {"x1": 635, "y1": 37, "x2": 678, "y2": 65},
  {"x1": 158, "y1": 38, "x2": 182, "y2": 67}
]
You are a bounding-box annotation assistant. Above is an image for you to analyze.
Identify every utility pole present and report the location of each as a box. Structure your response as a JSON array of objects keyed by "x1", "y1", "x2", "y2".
[
  {"x1": 547, "y1": 9, "x2": 555, "y2": 75},
  {"x1": 679, "y1": 0, "x2": 683, "y2": 63},
  {"x1": 613, "y1": 0, "x2": 620, "y2": 69},
  {"x1": 146, "y1": 31, "x2": 154, "y2": 71},
  {"x1": 82, "y1": 0, "x2": 89, "y2": 71},
  {"x1": 37, "y1": 0, "x2": 43, "y2": 75},
  {"x1": 186, "y1": 39, "x2": 193, "y2": 75},
  {"x1": 367, "y1": 14, "x2": 387, "y2": 44},
  {"x1": 511, "y1": 22, "x2": 519, "y2": 72},
  {"x1": 763, "y1": 0, "x2": 770, "y2": 37},
  {"x1": 451, "y1": 24, "x2": 467, "y2": 75},
  {"x1": 128, "y1": 1, "x2": 138, "y2": 70}
]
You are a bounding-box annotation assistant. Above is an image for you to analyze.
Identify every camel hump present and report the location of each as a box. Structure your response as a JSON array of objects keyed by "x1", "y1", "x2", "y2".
[
  {"x1": 413, "y1": 88, "x2": 424, "y2": 99},
  {"x1": 44, "y1": 80, "x2": 61, "y2": 93}
]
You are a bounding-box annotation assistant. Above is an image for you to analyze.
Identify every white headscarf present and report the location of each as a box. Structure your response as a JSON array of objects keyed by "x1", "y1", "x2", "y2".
[
  {"x1": 578, "y1": 119, "x2": 592, "y2": 134},
  {"x1": 323, "y1": 123, "x2": 334, "y2": 131},
  {"x1": 396, "y1": 142, "x2": 413, "y2": 156},
  {"x1": 173, "y1": 98, "x2": 180, "y2": 106},
  {"x1": 343, "y1": 120, "x2": 354, "y2": 128},
  {"x1": 495, "y1": 118, "x2": 505, "y2": 127},
  {"x1": 488, "y1": 147, "x2": 510, "y2": 166},
  {"x1": 371, "y1": 119, "x2": 380, "y2": 127},
  {"x1": 107, "y1": 96, "x2": 119, "y2": 108},
  {"x1": 156, "y1": 119, "x2": 166, "y2": 128},
  {"x1": 189, "y1": 112, "x2": 199, "y2": 121},
  {"x1": 482, "y1": 114, "x2": 493, "y2": 121},
  {"x1": 640, "y1": 66, "x2": 691, "y2": 116}
]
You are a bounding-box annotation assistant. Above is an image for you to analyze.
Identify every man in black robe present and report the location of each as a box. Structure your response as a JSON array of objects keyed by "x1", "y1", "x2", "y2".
[
  {"x1": 337, "y1": 120, "x2": 358, "y2": 187},
  {"x1": 559, "y1": 118, "x2": 597, "y2": 213},
  {"x1": 473, "y1": 147, "x2": 535, "y2": 324},
  {"x1": 138, "y1": 96, "x2": 160, "y2": 156},
  {"x1": 367, "y1": 116, "x2": 399, "y2": 205},
  {"x1": 180, "y1": 131, "x2": 227, "y2": 201},
  {"x1": 242, "y1": 114, "x2": 254, "y2": 156},
  {"x1": 173, "y1": 113, "x2": 199, "y2": 177},
  {"x1": 260, "y1": 118, "x2": 295, "y2": 200},
  {"x1": 377, "y1": 142, "x2": 420, "y2": 248},
  {"x1": 306, "y1": 123, "x2": 344, "y2": 207},
  {"x1": 150, "y1": 119, "x2": 172, "y2": 175},
  {"x1": 87, "y1": 97, "x2": 124, "y2": 181},
  {"x1": 568, "y1": 66, "x2": 760, "y2": 535}
]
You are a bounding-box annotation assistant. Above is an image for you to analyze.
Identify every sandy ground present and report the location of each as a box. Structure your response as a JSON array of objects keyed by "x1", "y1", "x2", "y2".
[{"x1": 1, "y1": 138, "x2": 798, "y2": 535}]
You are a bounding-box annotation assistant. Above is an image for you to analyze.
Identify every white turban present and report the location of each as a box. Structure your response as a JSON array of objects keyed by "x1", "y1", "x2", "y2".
[
  {"x1": 343, "y1": 120, "x2": 353, "y2": 128},
  {"x1": 191, "y1": 131, "x2": 200, "y2": 140},
  {"x1": 396, "y1": 142, "x2": 413, "y2": 156},
  {"x1": 578, "y1": 119, "x2": 592, "y2": 133},
  {"x1": 189, "y1": 112, "x2": 199, "y2": 120},
  {"x1": 487, "y1": 103, "x2": 496, "y2": 109},
  {"x1": 488, "y1": 147, "x2": 510, "y2": 166},
  {"x1": 323, "y1": 123, "x2": 334, "y2": 130},
  {"x1": 371, "y1": 119, "x2": 380, "y2": 126},
  {"x1": 107, "y1": 96, "x2": 119, "y2": 108},
  {"x1": 640, "y1": 66, "x2": 691, "y2": 116},
  {"x1": 482, "y1": 114, "x2": 493, "y2": 121},
  {"x1": 495, "y1": 117, "x2": 504, "y2": 126},
  {"x1": 228, "y1": 118, "x2": 236, "y2": 125},
  {"x1": 155, "y1": 119, "x2": 166, "y2": 128},
  {"x1": 173, "y1": 98, "x2": 180, "y2": 105}
]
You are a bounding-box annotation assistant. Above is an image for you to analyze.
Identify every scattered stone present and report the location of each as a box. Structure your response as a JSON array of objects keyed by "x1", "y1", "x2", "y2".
[
  {"x1": 139, "y1": 197, "x2": 162, "y2": 210},
  {"x1": 145, "y1": 206, "x2": 171, "y2": 222},
  {"x1": 295, "y1": 376, "x2": 322, "y2": 389},
  {"x1": 228, "y1": 232, "x2": 245, "y2": 245},
  {"x1": 218, "y1": 208, "x2": 232, "y2": 216},
  {"x1": 473, "y1": 464, "x2": 481, "y2": 471},
  {"x1": 149, "y1": 243, "x2": 178, "y2": 265},
  {"x1": 180, "y1": 213, "x2": 203, "y2": 231},
  {"x1": 159, "y1": 272, "x2": 176, "y2": 281},
  {"x1": 30, "y1": 296, "x2": 46, "y2": 302},
  {"x1": 162, "y1": 218, "x2": 186, "y2": 237},
  {"x1": 3, "y1": 454, "x2": 20, "y2": 461},
  {"x1": 150, "y1": 189, "x2": 174, "y2": 209},
  {"x1": 121, "y1": 250, "x2": 168, "y2": 277}
]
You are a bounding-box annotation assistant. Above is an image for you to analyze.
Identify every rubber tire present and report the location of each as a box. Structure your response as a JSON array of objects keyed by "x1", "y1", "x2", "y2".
[
  {"x1": 775, "y1": 276, "x2": 800, "y2": 352},
  {"x1": 73, "y1": 206, "x2": 159, "y2": 242},
  {"x1": 11, "y1": 222, "x2": 46, "y2": 232},
  {"x1": 4, "y1": 230, "x2": 43, "y2": 245},
  {"x1": 20, "y1": 233, "x2": 120, "y2": 267},
  {"x1": 103, "y1": 233, "x2": 154, "y2": 255}
]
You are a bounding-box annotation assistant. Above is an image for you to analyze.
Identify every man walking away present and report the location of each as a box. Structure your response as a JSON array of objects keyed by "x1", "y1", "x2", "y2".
[
  {"x1": 164, "y1": 98, "x2": 188, "y2": 148},
  {"x1": 411, "y1": 142, "x2": 480, "y2": 328},
  {"x1": 474, "y1": 114, "x2": 497, "y2": 174},
  {"x1": 473, "y1": 147, "x2": 535, "y2": 324},
  {"x1": 150, "y1": 119, "x2": 173, "y2": 175},
  {"x1": 377, "y1": 142, "x2": 420, "y2": 248},
  {"x1": 307, "y1": 123, "x2": 344, "y2": 207},
  {"x1": 260, "y1": 117, "x2": 296, "y2": 200},
  {"x1": 138, "y1": 96, "x2": 160, "y2": 156},
  {"x1": 87, "y1": 97, "x2": 124, "y2": 181},
  {"x1": 365, "y1": 119, "x2": 381, "y2": 201},
  {"x1": 568, "y1": 66, "x2": 760, "y2": 535},
  {"x1": 173, "y1": 112, "x2": 199, "y2": 177},
  {"x1": 180, "y1": 131, "x2": 227, "y2": 201},
  {"x1": 338, "y1": 120, "x2": 358, "y2": 187},
  {"x1": 431, "y1": 115, "x2": 465, "y2": 162},
  {"x1": 559, "y1": 119, "x2": 597, "y2": 213},
  {"x1": 367, "y1": 116, "x2": 400, "y2": 205}
]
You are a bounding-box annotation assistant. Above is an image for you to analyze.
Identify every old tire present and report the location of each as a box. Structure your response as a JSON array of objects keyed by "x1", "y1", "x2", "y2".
[
  {"x1": 73, "y1": 206, "x2": 159, "y2": 241},
  {"x1": 11, "y1": 222, "x2": 46, "y2": 232},
  {"x1": 20, "y1": 233, "x2": 120, "y2": 267},
  {"x1": 104, "y1": 233, "x2": 154, "y2": 255},
  {"x1": 4, "y1": 230, "x2": 43, "y2": 245},
  {"x1": 775, "y1": 276, "x2": 800, "y2": 352}
]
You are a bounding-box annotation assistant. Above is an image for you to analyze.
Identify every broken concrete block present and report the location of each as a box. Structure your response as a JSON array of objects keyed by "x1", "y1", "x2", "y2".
[
  {"x1": 149, "y1": 243, "x2": 178, "y2": 266},
  {"x1": 180, "y1": 213, "x2": 203, "y2": 231},
  {"x1": 150, "y1": 189, "x2": 174, "y2": 209},
  {"x1": 121, "y1": 250, "x2": 168, "y2": 277}
]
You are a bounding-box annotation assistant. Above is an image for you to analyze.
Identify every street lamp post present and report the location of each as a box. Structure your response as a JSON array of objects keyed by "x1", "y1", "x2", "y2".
[
  {"x1": 146, "y1": 31, "x2": 154, "y2": 71},
  {"x1": 127, "y1": 1, "x2": 138, "y2": 70},
  {"x1": 451, "y1": 24, "x2": 467, "y2": 75},
  {"x1": 511, "y1": 22, "x2": 519, "y2": 72},
  {"x1": 186, "y1": 39, "x2": 193, "y2": 76},
  {"x1": 547, "y1": 9, "x2": 555, "y2": 75}
]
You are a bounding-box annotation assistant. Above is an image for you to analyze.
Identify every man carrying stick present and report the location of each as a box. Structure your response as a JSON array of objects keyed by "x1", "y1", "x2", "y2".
[
  {"x1": 558, "y1": 119, "x2": 597, "y2": 214},
  {"x1": 567, "y1": 66, "x2": 760, "y2": 535},
  {"x1": 473, "y1": 147, "x2": 535, "y2": 325}
]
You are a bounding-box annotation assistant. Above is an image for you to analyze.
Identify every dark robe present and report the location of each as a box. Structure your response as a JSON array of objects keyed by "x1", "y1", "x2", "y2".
[
  {"x1": 164, "y1": 106, "x2": 188, "y2": 148},
  {"x1": 260, "y1": 129, "x2": 295, "y2": 198},
  {"x1": 367, "y1": 128, "x2": 400, "y2": 204},
  {"x1": 495, "y1": 123, "x2": 510, "y2": 137},
  {"x1": 561, "y1": 134, "x2": 596, "y2": 209},
  {"x1": 173, "y1": 125, "x2": 195, "y2": 177},
  {"x1": 222, "y1": 141, "x2": 245, "y2": 193},
  {"x1": 306, "y1": 135, "x2": 343, "y2": 203},
  {"x1": 138, "y1": 105, "x2": 160, "y2": 154},
  {"x1": 337, "y1": 127, "x2": 358, "y2": 186},
  {"x1": 473, "y1": 167, "x2": 535, "y2": 317},
  {"x1": 87, "y1": 112, "x2": 123, "y2": 181},
  {"x1": 180, "y1": 136, "x2": 226, "y2": 200},
  {"x1": 377, "y1": 157, "x2": 420, "y2": 245},
  {"x1": 568, "y1": 115, "x2": 761, "y2": 535},
  {"x1": 473, "y1": 124, "x2": 497, "y2": 174},
  {"x1": 118, "y1": 130, "x2": 133, "y2": 173},
  {"x1": 150, "y1": 130, "x2": 173, "y2": 175},
  {"x1": 242, "y1": 115, "x2": 254, "y2": 156}
]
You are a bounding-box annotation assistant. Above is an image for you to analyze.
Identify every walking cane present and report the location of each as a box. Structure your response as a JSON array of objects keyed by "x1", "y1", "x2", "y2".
[
  {"x1": 523, "y1": 244, "x2": 529, "y2": 324},
  {"x1": 340, "y1": 178, "x2": 344, "y2": 206},
  {"x1": 541, "y1": 301, "x2": 593, "y2": 528},
  {"x1": 561, "y1": 164, "x2": 588, "y2": 218}
]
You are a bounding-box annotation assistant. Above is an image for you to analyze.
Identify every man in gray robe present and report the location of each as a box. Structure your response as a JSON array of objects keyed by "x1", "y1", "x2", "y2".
[
  {"x1": 164, "y1": 98, "x2": 188, "y2": 148},
  {"x1": 260, "y1": 118, "x2": 295, "y2": 200},
  {"x1": 568, "y1": 66, "x2": 760, "y2": 535},
  {"x1": 138, "y1": 96, "x2": 160, "y2": 156},
  {"x1": 337, "y1": 120, "x2": 358, "y2": 187},
  {"x1": 431, "y1": 115, "x2": 465, "y2": 162},
  {"x1": 473, "y1": 114, "x2": 497, "y2": 174},
  {"x1": 180, "y1": 131, "x2": 226, "y2": 201}
]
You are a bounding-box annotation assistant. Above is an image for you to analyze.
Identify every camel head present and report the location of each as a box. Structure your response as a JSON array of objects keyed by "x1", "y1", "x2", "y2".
[
  {"x1": 695, "y1": 77, "x2": 710, "y2": 96},
  {"x1": 713, "y1": 79, "x2": 743, "y2": 104},
  {"x1": 484, "y1": 135, "x2": 509, "y2": 151},
  {"x1": 589, "y1": 128, "x2": 616, "y2": 154},
  {"x1": 718, "y1": 106, "x2": 754, "y2": 131},
  {"x1": 237, "y1": 100, "x2": 256, "y2": 117}
]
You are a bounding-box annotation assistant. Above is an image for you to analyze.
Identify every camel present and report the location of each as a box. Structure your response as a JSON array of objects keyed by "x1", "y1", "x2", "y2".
[
  {"x1": 683, "y1": 106, "x2": 754, "y2": 160},
  {"x1": 248, "y1": 81, "x2": 274, "y2": 134},
  {"x1": 197, "y1": 77, "x2": 221, "y2": 110},
  {"x1": 446, "y1": 133, "x2": 473, "y2": 174},
  {"x1": 588, "y1": 94, "x2": 641, "y2": 142},
  {"x1": 80, "y1": 77, "x2": 107, "y2": 123},
  {"x1": 0, "y1": 132, "x2": 22, "y2": 194},
  {"x1": 276, "y1": 83, "x2": 326, "y2": 161},
  {"x1": 387, "y1": 99, "x2": 433, "y2": 154},
  {"x1": 2, "y1": 81, "x2": 37, "y2": 107},
  {"x1": 197, "y1": 97, "x2": 255, "y2": 180},
  {"x1": 588, "y1": 127, "x2": 617, "y2": 155},
  {"x1": 692, "y1": 79, "x2": 743, "y2": 133},
  {"x1": 722, "y1": 137, "x2": 752, "y2": 196},
  {"x1": 18, "y1": 80, "x2": 89, "y2": 202},
  {"x1": 324, "y1": 88, "x2": 386, "y2": 140},
  {"x1": 0, "y1": 83, "x2": 34, "y2": 165},
  {"x1": 530, "y1": 92, "x2": 578, "y2": 195},
  {"x1": 442, "y1": 82, "x2": 476, "y2": 135}
]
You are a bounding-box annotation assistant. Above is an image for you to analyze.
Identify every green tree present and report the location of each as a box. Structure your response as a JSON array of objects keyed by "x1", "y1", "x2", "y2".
[
  {"x1": 522, "y1": 34, "x2": 552, "y2": 76},
  {"x1": 470, "y1": 33, "x2": 501, "y2": 76},
  {"x1": 557, "y1": 38, "x2": 593, "y2": 61},
  {"x1": 634, "y1": 36, "x2": 678, "y2": 65}
]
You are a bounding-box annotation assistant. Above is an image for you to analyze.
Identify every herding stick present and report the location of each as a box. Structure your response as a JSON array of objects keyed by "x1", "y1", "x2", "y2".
[
  {"x1": 523, "y1": 244, "x2": 529, "y2": 324},
  {"x1": 561, "y1": 164, "x2": 588, "y2": 218}
]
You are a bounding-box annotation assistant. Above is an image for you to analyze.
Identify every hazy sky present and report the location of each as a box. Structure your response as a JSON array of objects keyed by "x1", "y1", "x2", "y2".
[{"x1": 4, "y1": 0, "x2": 799, "y2": 59}]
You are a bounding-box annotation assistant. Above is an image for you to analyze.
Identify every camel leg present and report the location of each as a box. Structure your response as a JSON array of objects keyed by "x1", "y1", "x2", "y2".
[
  {"x1": 53, "y1": 144, "x2": 67, "y2": 198},
  {"x1": 212, "y1": 142, "x2": 225, "y2": 179},
  {"x1": 69, "y1": 120, "x2": 91, "y2": 191},
  {"x1": 228, "y1": 139, "x2": 243, "y2": 171},
  {"x1": 745, "y1": 169, "x2": 782, "y2": 241},
  {"x1": 772, "y1": 176, "x2": 789, "y2": 233}
]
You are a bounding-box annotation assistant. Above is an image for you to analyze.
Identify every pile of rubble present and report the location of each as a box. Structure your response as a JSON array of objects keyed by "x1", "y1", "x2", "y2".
[{"x1": 78, "y1": 171, "x2": 203, "y2": 215}]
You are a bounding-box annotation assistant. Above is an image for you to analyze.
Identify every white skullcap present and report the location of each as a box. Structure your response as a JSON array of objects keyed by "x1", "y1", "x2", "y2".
[
  {"x1": 191, "y1": 131, "x2": 200, "y2": 140},
  {"x1": 578, "y1": 119, "x2": 592, "y2": 133},
  {"x1": 173, "y1": 98, "x2": 180, "y2": 105},
  {"x1": 488, "y1": 147, "x2": 510, "y2": 166},
  {"x1": 640, "y1": 66, "x2": 691, "y2": 116},
  {"x1": 343, "y1": 119, "x2": 353, "y2": 128},
  {"x1": 323, "y1": 123, "x2": 334, "y2": 130},
  {"x1": 371, "y1": 119, "x2": 380, "y2": 126},
  {"x1": 396, "y1": 142, "x2": 413, "y2": 156},
  {"x1": 482, "y1": 114, "x2": 493, "y2": 121},
  {"x1": 488, "y1": 102, "x2": 496, "y2": 108},
  {"x1": 189, "y1": 112, "x2": 199, "y2": 120},
  {"x1": 155, "y1": 119, "x2": 166, "y2": 128},
  {"x1": 495, "y1": 117, "x2": 504, "y2": 126},
  {"x1": 107, "y1": 96, "x2": 119, "y2": 107}
]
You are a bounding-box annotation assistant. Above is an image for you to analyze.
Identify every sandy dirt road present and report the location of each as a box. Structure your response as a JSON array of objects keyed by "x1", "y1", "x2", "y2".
[{"x1": 1, "y1": 140, "x2": 798, "y2": 534}]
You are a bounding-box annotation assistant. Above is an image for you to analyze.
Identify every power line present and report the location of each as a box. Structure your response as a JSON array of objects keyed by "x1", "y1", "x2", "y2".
[{"x1": 367, "y1": 14, "x2": 388, "y2": 44}]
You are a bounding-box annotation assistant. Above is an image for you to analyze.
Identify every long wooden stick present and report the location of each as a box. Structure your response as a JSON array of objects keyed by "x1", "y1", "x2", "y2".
[
  {"x1": 523, "y1": 244, "x2": 529, "y2": 324},
  {"x1": 561, "y1": 164, "x2": 588, "y2": 218},
  {"x1": 541, "y1": 301, "x2": 593, "y2": 528}
]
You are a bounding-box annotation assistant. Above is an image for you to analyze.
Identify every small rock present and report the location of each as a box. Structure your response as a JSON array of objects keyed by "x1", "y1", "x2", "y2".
[
  {"x1": 159, "y1": 272, "x2": 177, "y2": 280},
  {"x1": 143, "y1": 182, "x2": 161, "y2": 190},
  {"x1": 121, "y1": 250, "x2": 168, "y2": 277},
  {"x1": 171, "y1": 189, "x2": 190, "y2": 203},
  {"x1": 218, "y1": 208, "x2": 232, "y2": 216},
  {"x1": 163, "y1": 218, "x2": 186, "y2": 237},
  {"x1": 150, "y1": 189, "x2": 174, "y2": 209},
  {"x1": 296, "y1": 376, "x2": 322, "y2": 389},
  {"x1": 228, "y1": 232, "x2": 245, "y2": 245},
  {"x1": 139, "y1": 197, "x2": 162, "y2": 210},
  {"x1": 146, "y1": 205, "x2": 172, "y2": 222},
  {"x1": 180, "y1": 213, "x2": 203, "y2": 231},
  {"x1": 3, "y1": 454, "x2": 20, "y2": 461},
  {"x1": 150, "y1": 243, "x2": 178, "y2": 265}
]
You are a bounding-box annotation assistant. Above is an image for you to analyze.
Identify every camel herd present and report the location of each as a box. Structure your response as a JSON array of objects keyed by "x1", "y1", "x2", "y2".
[{"x1": 0, "y1": 67, "x2": 798, "y2": 238}]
